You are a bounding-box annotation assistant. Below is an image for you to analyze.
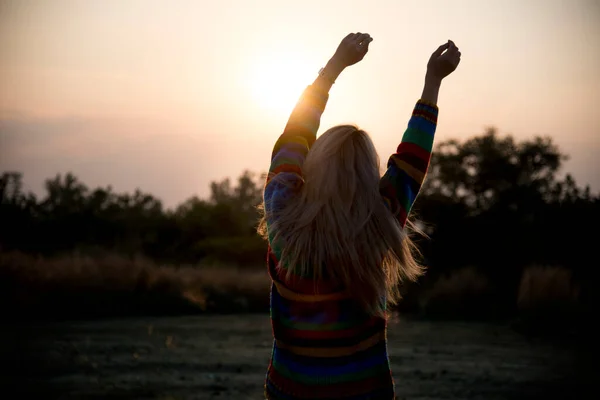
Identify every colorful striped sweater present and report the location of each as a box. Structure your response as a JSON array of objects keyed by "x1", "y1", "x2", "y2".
[{"x1": 263, "y1": 84, "x2": 438, "y2": 399}]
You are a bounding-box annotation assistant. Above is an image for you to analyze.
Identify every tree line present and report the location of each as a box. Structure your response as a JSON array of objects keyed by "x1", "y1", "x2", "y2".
[{"x1": 1, "y1": 129, "x2": 598, "y2": 307}]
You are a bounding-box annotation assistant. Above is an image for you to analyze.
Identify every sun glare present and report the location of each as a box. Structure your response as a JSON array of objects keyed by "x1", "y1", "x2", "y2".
[{"x1": 248, "y1": 54, "x2": 313, "y2": 116}]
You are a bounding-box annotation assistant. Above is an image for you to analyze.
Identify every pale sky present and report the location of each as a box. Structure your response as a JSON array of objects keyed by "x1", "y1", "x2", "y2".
[{"x1": 1, "y1": 0, "x2": 599, "y2": 208}]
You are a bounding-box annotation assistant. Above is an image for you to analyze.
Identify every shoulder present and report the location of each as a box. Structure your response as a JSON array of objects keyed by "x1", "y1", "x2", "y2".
[{"x1": 265, "y1": 172, "x2": 303, "y2": 208}]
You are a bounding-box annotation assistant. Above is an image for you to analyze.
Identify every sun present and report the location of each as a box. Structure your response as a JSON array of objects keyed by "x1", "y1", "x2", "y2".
[{"x1": 248, "y1": 54, "x2": 313, "y2": 115}]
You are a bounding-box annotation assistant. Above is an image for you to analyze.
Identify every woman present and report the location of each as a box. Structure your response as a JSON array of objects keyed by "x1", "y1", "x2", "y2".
[{"x1": 258, "y1": 32, "x2": 461, "y2": 399}]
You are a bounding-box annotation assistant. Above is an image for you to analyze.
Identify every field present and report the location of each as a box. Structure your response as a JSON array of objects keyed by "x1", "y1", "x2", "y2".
[{"x1": 2, "y1": 314, "x2": 586, "y2": 400}]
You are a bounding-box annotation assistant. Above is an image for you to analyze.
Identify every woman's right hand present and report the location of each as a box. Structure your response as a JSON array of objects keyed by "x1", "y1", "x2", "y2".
[
  {"x1": 426, "y1": 40, "x2": 461, "y2": 85},
  {"x1": 316, "y1": 32, "x2": 373, "y2": 90},
  {"x1": 331, "y1": 32, "x2": 373, "y2": 68}
]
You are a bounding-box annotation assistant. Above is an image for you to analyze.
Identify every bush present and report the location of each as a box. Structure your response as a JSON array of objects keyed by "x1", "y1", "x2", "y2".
[
  {"x1": 418, "y1": 267, "x2": 495, "y2": 319},
  {"x1": 516, "y1": 265, "x2": 580, "y2": 330}
]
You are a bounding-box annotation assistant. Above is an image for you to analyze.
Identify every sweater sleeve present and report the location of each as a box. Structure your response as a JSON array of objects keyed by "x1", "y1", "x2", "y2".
[
  {"x1": 264, "y1": 85, "x2": 329, "y2": 209},
  {"x1": 379, "y1": 100, "x2": 438, "y2": 227}
]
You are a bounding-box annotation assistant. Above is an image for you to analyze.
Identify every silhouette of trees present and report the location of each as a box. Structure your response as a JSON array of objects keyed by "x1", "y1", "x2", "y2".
[
  {"x1": 1, "y1": 130, "x2": 597, "y2": 290},
  {"x1": 421, "y1": 128, "x2": 565, "y2": 210},
  {"x1": 0, "y1": 170, "x2": 265, "y2": 264},
  {"x1": 413, "y1": 129, "x2": 598, "y2": 311}
]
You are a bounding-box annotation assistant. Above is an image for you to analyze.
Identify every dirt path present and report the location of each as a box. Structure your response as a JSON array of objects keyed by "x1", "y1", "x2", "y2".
[{"x1": 2, "y1": 315, "x2": 583, "y2": 399}]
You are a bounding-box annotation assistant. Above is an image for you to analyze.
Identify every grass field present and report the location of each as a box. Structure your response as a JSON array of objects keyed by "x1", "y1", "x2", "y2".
[{"x1": 2, "y1": 314, "x2": 586, "y2": 400}]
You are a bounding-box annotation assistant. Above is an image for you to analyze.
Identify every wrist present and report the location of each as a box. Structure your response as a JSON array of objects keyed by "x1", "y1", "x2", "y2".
[
  {"x1": 424, "y1": 74, "x2": 442, "y2": 88},
  {"x1": 326, "y1": 56, "x2": 346, "y2": 76},
  {"x1": 421, "y1": 75, "x2": 441, "y2": 105}
]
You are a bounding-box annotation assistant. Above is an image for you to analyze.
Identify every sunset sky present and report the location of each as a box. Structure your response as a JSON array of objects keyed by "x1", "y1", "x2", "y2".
[{"x1": 1, "y1": 0, "x2": 599, "y2": 208}]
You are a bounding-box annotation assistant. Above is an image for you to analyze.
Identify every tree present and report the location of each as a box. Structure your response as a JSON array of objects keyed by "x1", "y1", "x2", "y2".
[
  {"x1": 421, "y1": 128, "x2": 567, "y2": 213},
  {"x1": 413, "y1": 128, "x2": 597, "y2": 311}
]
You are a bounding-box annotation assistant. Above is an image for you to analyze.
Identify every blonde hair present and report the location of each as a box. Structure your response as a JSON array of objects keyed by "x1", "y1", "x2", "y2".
[{"x1": 258, "y1": 125, "x2": 425, "y2": 317}]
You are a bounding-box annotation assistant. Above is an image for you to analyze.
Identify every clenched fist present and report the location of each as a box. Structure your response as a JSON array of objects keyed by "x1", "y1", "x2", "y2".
[{"x1": 331, "y1": 32, "x2": 373, "y2": 68}]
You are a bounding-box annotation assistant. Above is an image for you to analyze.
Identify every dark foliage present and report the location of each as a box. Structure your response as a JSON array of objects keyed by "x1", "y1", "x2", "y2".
[{"x1": 2, "y1": 129, "x2": 597, "y2": 317}]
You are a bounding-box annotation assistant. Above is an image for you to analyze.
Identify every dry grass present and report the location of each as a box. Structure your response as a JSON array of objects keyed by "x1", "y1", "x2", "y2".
[
  {"x1": 517, "y1": 265, "x2": 579, "y2": 313},
  {"x1": 1, "y1": 250, "x2": 584, "y2": 324},
  {"x1": 513, "y1": 266, "x2": 582, "y2": 335},
  {"x1": 419, "y1": 267, "x2": 493, "y2": 318},
  {"x1": 0, "y1": 251, "x2": 271, "y2": 319}
]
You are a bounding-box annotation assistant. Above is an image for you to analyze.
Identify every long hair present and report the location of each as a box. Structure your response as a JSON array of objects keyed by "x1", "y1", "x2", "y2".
[{"x1": 258, "y1": 125, "x2": 425, "y2": 317}]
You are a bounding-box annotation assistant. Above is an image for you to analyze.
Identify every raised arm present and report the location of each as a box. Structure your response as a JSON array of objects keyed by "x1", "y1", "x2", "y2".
[
  {"x1": 380, "y1": 40, "x2": 461, "y2": 227},
  {"x1": 266, "y1": 33, "x2": 374, "y2": 188}
]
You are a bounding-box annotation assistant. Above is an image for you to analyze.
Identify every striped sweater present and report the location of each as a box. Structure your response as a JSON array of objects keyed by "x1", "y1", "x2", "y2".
[{"x1": 263, "y1": 84, "x2": 438, "y2": 399}]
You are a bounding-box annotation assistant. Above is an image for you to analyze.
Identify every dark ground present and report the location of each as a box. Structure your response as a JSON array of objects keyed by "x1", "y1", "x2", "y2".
[{"x1": 0, "y1": 314, "x2": 591, "y2": 399}]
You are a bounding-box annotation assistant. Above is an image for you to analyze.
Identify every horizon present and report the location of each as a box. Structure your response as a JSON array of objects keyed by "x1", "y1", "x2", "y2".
[{"x1": 1, "y1": 0, "x2": 599, "y2": 208}]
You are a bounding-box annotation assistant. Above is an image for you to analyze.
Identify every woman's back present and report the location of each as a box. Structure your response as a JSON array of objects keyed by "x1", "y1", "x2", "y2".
[
  {"x1": 266, "y1": 252, "x2": 393, "y2": 398},
  {"x1": 259, "y1": 33, "x2": 461, "y2": 399}
]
